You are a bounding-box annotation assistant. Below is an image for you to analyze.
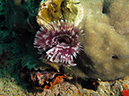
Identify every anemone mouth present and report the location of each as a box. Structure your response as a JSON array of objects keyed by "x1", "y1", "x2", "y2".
[{"x1": 58, "y1": 35, "x2": 72, "y2": 44}]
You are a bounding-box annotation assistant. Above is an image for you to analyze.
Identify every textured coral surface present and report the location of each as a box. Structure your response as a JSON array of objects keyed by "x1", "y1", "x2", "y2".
[
  {"x1": 1, "y1": 0, "x2": 129, "y2": 95},
  {"x1": 71, "y1": 0, "x2": 129, "y2": 80}
]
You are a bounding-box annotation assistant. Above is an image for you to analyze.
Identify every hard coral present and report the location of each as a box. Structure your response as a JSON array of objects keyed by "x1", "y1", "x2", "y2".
[
  {"x1": 37, "y1": 0, "x2": 83, "y2": 26},
  {"x1": 75, "y1": 0, "x2": 129, "y2": 80},
  {"x1": 37, "y1": 0, "x2": 63, "y2": 26}
]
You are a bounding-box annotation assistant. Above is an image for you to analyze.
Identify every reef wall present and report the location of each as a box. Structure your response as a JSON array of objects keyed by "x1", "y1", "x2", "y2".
[{"x1": 4, "y1": 0, "x2": 129, "y2": 81}]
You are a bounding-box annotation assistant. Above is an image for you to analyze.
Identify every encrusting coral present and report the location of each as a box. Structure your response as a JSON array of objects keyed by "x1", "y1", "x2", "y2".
[
  {"x1": 37, "y1": 0, "x2": 83, "y2": 26},
  {"x1": 37, "y1": 0, "x2": 63, "y2": 26},
  {"x1": 73, "y1": 0, "x2": 129, "y2": 80}
]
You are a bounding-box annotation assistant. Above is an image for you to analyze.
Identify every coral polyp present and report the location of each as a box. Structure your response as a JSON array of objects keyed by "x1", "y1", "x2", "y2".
[{"x1": 34, "y1": 20, "x2": 83, "y2": 67}]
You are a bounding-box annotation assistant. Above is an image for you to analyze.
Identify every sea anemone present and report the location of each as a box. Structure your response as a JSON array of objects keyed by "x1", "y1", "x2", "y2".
[{"x1": 34, "y1": 20, "x2": 83, "y2": 67}]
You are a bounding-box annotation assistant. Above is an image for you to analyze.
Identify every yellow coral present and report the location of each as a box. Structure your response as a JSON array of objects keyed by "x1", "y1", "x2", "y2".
[
  {"x1": 37, "y1": 0, "x2": 83, "y2": 26},
  {"x1": 37, "y1": 0, "x2": 63, "y2": 26}
]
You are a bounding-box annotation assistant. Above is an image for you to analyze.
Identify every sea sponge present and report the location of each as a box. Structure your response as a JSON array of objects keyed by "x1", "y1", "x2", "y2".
[{"x1": 73, "y1": 0, "x2": 129, "y2": 80}]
